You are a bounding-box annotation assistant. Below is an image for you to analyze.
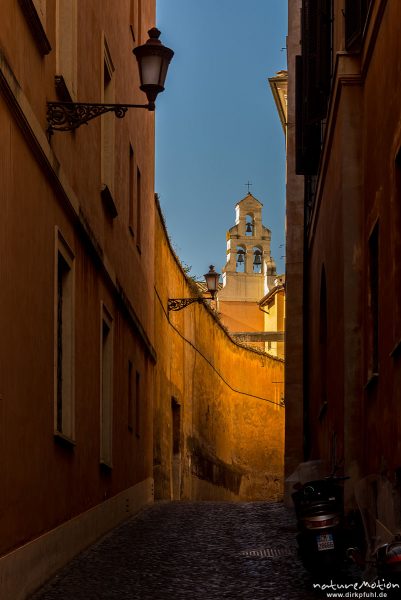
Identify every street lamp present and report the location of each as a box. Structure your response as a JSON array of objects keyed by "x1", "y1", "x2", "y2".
[
  {"x1": 203, "y1": 265, "x2": 220, "y2": 300},
  {"x1": 46, "y1": 28, "x2": 174, "y2": 135},
  {"x1": 168, "y1": 266, "x2": 221, "y2": 312},
  {"x1": 133, "y1": 27, "x2": 174, "y2": 107}
]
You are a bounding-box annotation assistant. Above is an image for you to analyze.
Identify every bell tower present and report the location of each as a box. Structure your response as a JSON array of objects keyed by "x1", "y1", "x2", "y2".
[
  {"x1": 219, "y1": 193, "x2": 276, "y2": 302},
  {"x1": 217, "y1": 193, "x2": 277, "y2": 334}
]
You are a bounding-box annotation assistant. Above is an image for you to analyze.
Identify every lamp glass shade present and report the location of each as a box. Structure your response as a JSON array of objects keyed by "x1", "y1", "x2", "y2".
[
  {"x1": 140, "y1": 54, "x2": 165, "y2": 87},
  {"x1": 133, "y1": 28, "x2": 174, "y2": 106}
]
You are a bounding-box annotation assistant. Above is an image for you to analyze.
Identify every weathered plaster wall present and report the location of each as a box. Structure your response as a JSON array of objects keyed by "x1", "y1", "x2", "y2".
[
  {"x1": 218, "y1": 300, "x2": 264, "y2": 333},
  {"x1": 154, "y1": 199, "x2": 285, "y2": 502}
]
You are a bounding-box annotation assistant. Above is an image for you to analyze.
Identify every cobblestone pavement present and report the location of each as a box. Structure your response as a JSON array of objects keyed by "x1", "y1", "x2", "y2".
[{"x1": 31, "y1": 501, "x2": 352, "y2": 600}]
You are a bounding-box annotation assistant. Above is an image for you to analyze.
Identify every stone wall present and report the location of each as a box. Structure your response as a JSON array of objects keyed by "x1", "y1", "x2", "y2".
[{"x1": 154, "y1": 198, "x2": 285, "y2": 501}]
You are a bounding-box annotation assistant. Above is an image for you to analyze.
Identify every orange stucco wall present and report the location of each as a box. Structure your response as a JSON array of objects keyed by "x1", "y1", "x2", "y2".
[
  {"x1": 154, "y1": 201, "x2": 285, "y2": 501},
  {"x1": 218, "y1": 300, "x2": 264, "y2": 333},
  {"x1": 0, "y1": 0, "x2": 156, "y2": 560}
]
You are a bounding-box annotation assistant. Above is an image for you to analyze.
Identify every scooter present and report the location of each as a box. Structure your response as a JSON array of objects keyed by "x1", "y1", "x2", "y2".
[
  {"x1": 347, "y1": 474, "x2": 401, "y2": 593},
  {"x1": 375, "y1": 538, "x2": 401, "y2": 584},
  {"x1": 347, "y1": 530, "x2": 401, "y2": 598},
  {"x1": 292, "y1": 475, "x2": 349, "y2": 574}
]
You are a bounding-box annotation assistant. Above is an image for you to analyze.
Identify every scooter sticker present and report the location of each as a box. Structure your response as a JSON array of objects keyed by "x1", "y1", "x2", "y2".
[{"x1": 317, "y1": 533, "x2": 335, "y2": 551}]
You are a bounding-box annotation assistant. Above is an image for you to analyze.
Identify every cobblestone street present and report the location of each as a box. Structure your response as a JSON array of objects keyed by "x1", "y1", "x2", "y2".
[{"x1": 30, "y1": 501, "x2": 328, "y2": 600}]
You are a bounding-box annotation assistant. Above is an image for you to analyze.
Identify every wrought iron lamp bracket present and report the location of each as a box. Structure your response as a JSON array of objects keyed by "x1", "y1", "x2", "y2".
[
  {"x1": 46, "y1": 101, "x2": 152, "y2": 135},
  {"x1": 167, "y1": 291, "x2": 217, "y2": 312},
  {"x1": 167, "y1": 297, "x2": 203, "y2": 312}
]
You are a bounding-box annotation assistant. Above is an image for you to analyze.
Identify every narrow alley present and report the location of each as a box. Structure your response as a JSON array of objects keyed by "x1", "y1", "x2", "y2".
[
  {"x1": 4, "y1": 1, "x2": 401, "y2": 598},
  {"x1": 31, "y1": 502, "x2": 314, "y2": 600}
]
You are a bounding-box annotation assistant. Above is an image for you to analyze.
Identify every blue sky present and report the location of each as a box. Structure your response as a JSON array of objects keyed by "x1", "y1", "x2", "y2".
[{"x1": 155, "y1": 1, "x2": 288, "y2": 279}]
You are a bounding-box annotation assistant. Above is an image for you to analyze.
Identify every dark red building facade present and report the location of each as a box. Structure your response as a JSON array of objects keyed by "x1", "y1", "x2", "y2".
[{"x1": 287, "y1": 0, "x2": 401, "y2": 532}]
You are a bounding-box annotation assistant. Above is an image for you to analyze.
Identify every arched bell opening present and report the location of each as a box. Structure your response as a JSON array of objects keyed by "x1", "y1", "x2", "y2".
[
  {"x1": 253, "y1": 246, "x2": 263, "y2": 273},
  {"x1": 245, "y1": 214, "x2": 254, "y2": 236},
  {"x1": 236, "y1": 246, "x2": 246, "y2": 273}
]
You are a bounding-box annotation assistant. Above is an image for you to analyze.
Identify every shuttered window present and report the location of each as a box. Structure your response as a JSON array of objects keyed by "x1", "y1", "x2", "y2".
[
  {"x1": 54, "y1": 230, "x2": 75, "y2": 442},
  {"x1": 316, "y1": 0, "x2": 333, "y2": 100},
  {"x1": 297, "y1": 0, "x2": 332, "y2": 175}
]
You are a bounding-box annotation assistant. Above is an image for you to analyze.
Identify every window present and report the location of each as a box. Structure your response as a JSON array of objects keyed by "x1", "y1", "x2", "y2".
[
  {"x1": 128, "y1": 360, "x2": 134, "y2": 431},
  {"x1": 171, "y1": 397, "x2": 181, "y2": 500},
  {"x1": 54, "y1": 229, "x2": 75, "y2": 441},
  {"x1": 55, "y1": 0, "x2": 77, "y2": 100},
  {"x1": 101, "y1": 38, "x2": 116, "y2": 200},
  {"x1": 135, "y1": 370, "x2": 141, "y2": 437},
  {"x1": 129, "y1": 145, "x2": 135, "y2": 234},
  {"x1": 297, "y1": 0, "x2": 333, "y2": 176},
  {"x1": 316, "y1": 0, "x2": 333, "y2": 100},
  {"x1": 136, "y1": 167, "x2": 142, "y2": 249},
  {"x1": 319, "y1": 267, "x2": 328, "y2": 412},
  {"x1": 128, "y1": 360, "x2": 140, "y2": 436},
  {"x1": 394, "y1": 150, "x2": 401, "y2": 341},
  {"x1": 172, "y1": 398, "x2": 181, "y2": 455},
  {"x1": 100, "y1": 304, "x2": 113, "y2": 466},
  {"x1": 345, "y1": 0, "x2": 371, "y2": 50},
  {"x1": 368, "y1": 223, "x2": 379, "y2": 376},
  {"x1": 128, "y1": 148, "x2": 142, "y2": 241}
]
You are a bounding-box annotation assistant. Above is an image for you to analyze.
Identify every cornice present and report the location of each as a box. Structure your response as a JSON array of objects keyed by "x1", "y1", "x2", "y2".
[{"x1": 268, "y1": 71, "x2": 288, "y2": 135}]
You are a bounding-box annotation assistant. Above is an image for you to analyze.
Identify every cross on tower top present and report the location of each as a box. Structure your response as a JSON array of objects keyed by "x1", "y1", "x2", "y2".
[{"x1": 244, "y1": 181, "x2": 252, "y2": 194}]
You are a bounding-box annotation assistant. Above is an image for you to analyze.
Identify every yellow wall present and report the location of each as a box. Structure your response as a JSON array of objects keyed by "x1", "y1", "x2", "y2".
[
  {"x1": 218, "y1": 300, "x2": 264, "y2": 333},
  {"x1": 154, "y1": 199, "x2": 285, "y2": 501},
  {"x1": 263, "y1": 290, "x2": 286, "y2": 359}
]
